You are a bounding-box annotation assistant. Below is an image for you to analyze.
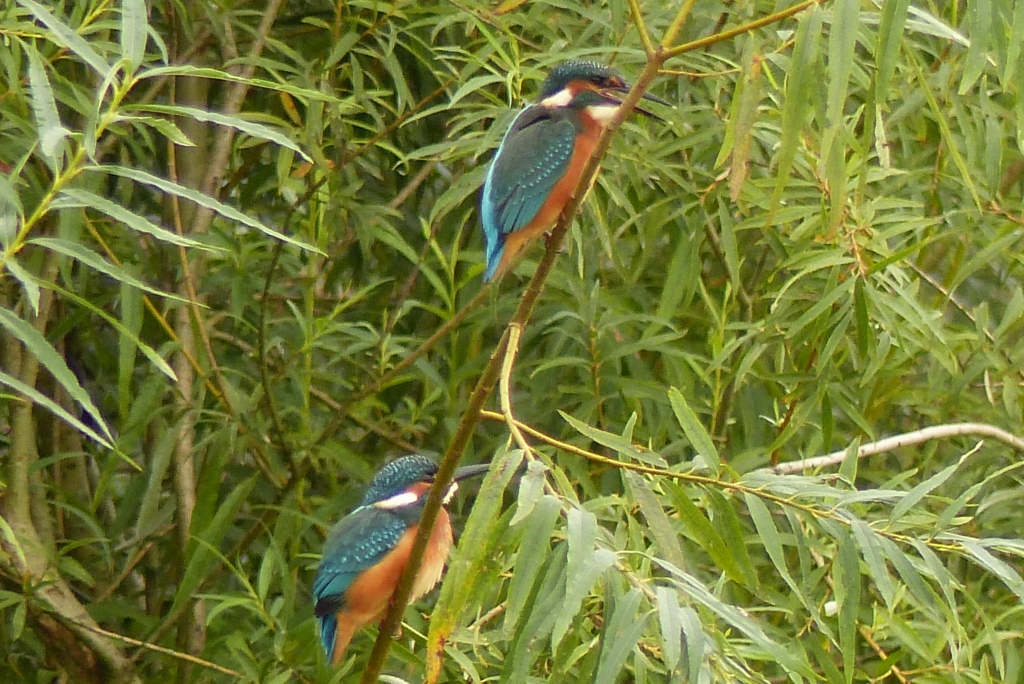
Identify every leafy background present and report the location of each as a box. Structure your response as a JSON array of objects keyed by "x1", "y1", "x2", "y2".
[{"x1": 1, "y1": 0, "x2": 1023, "y2": 682}]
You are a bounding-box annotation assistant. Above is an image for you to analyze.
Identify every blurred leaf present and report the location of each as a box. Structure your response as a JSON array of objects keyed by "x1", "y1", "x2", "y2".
[
  {"x1": 92, "y1": 165, "x2": 318, "y2": 252},
  {"x1": 552, "y1": 508, "x2": 616, "y2": 650},
  {"x1": 128, "y1": 104, "x2": 310, "y2": 160},
  {"x1": 29, "y1": 237, "x2": 189, "y2": 302},
  {"x1": 593, "y1": 588, "x2": 648, "y2": 684},
  {"x1": 0, "y1": 307, "x2": 114, "y2": 444},
  {"x1": 120, "y1": 0, "x2": 147, "y2": 70},
  {"x1": 504, "y1": 495, "x2": 561, "y2": 634},
  {"x1": 509, "y1": 459, "x2": 548, "y2": 526},
  {"x1": 17, "y1": 0, "x2": 110, "y2": 76},
  {"x1": 54, "y1": 188, "x2": 210, "y2": 248},
  {"x1": 24, "y1": 43, "x2": 68, "y2": 169},
  {"x1": 833, "y1": 528, "x2": 859, "y2": 682},
  {"x1": 169, "y1": 476, "x2": 257, "y2": 618},
  {"x1": 0, "y1": 369, "x2": 113, "y2": 451},
  {"x1": 959, "y1": 0, "x2": 991, "y2": 94},
  {"x1": 624, "y1": 471, "x2": 687, "y2": 572}
]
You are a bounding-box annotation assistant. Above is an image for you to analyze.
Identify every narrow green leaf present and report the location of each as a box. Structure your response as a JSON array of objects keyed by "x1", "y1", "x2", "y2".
[
  {"x1": 785, "y1": 279, "x2": 854, "y2": 339},
  {"x1": 115, "y1": 114, "x2": 195, "y2": 147},
  {"x1": 728, "y1": 37, "x2": 763, "y2": 205},
  {"x1": 0, "y1": 514, "x2": 28, "y2": 569},
  {"x1": 133, "y1": 426, "x2": 176, "y2": 541},
  {"x1": 910, "y1": 538, "x2": 960, "y2": 617},
  {"x1": 117, "y1": 262, "x2": 141, "y2": 419},
  {"x1": 25, "y1": 43, "x2": 68, "y2": 168},
  {"x1": 876, "y1": 535, "x2": 940, "y2": 617},
  {"x1": 1005, "y1": 0, "x2": 1024, "y2": 86},
  {"x1": 833, "y1": 529, "x2": 860, "y2": 683},
  {"x1": 889, "y1": 456, "x2": 965, "y2": 523},
  {"x1": 120, "y1": 0, "x2": 148, "y2": 70},
  {"x1": 745, "y1": 493, "x2": 794, "y2": 586},
  {"x1": 828, "y1": 0, "x2": 860, "y2": 122},
  {"x1": 771, "y1": 6, "x2": 821, "y2": 211},
  {"x1": 850, "y1": 519, "x2": 894, "y2": 608},
  {"x1": 717, "y1": 200, "x2": 740, "y2": 289},
  {"x1": 0, "y1": 369, "x2": 113, "y2": 450},
  {"x1": 958, "y1": 539, "x2": 1024, "y2": 602},
  {"x1": 91, "y1": 165, "x2": 319, "y2": 252},
  {"x1": 594, "y1": 588, "x2": 648, "y2": 684},
  {"x1": 553, "y1": 508, "x2": 616, "y2": 650},
  {"x1": 509, "y1": 459, "x2": 547, "y2": 526},
  {"x1": 679, "y1": 603, "x2": 705, "y2": 679},
  {"x1": 29, "y1": 237, "x2": 189, "y2": 302},
  {"x1": 0, "y1": 175, "x2": 22, "y2": 248},
  {"x1": 17, "y1": 0, "x2": 111, "y2": 76},
  {"x1": 959, "y1": 0, "x2": 990, "y2": 94},
  {"x1": 707, "y1": 488, "x2": 758, "y2": 591},
  {"x1": 662, "y1": 563, "x2": 813, "y2": 676},
  {"x1": 503, "y1": 547, "x2": 566, "y2": 684},
  {"x1": 0, "y1": 308, "x2": 113, "y2": 443},
  {"x1": 624, "y1": 471, "x2": 687, "y2": 573},
  {"x1": 504, "y1": 495, "x2": 561, "y2": 633},
  {"x1": 875, "y1": 0, "x2": 911, "y2": 101},
  {"x1": 560, "y1": 411, "x2": 651, "y2": 463},
  {"x1": 854, "y1": 276, "x2": 870, "y2": 357},
  {"x1": 5, "y1": 257, "x2": 40, "y2": 314},
  {"x1": 667, "y1": 387, "x2": 719, "y2": 468},
  {"x1": 256, "y1": 541, "x2": 278, "y2": 602},
  {"x1": 667, "y1": 482, "x2": 745, "y2": 585},
  {"x1": 137, "y1": 65, "x2": 348, "y2": 105},
  {"x1": 838, "y1": 434, "x2": 859, "y2": 484},
  {"x1": 655, "y1": 231, "x2": 699, "y2": 322},
  {"x1": 324, "y1": 32, "x2": 360, "y2": 70},
  {"x1": 48, "y1": 281, "x2": 175, "y2": 382},
  {"x1": 906, "y1": 49, "x2": 983, "y2": 210},
  {"x1": 128, "y1": 104, "x2": 310, "y2": 160},
  {"x1": 55, "y1": 188, "x2": 210, "y2": 248},
  {"x1": 170, "y1": 476, "x2": 257, "y2": 617},
  {"x1": 656, "y1": 586, "x2": 683, "y2": 672}
]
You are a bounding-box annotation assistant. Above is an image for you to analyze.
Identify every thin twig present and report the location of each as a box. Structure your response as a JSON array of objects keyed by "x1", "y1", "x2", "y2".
[
  {"x1": 769, "y1": 422, "x2": 1024, "y2": 475},
  {"x1": 665, "y1": 0, "x2": 827, "y2": 58},
  {"x1": 69, "y1": 619, "x2": 242, "y2": 678},
  {"x1": 499, "y1": 324, "x2": 535, "y2": 458}
]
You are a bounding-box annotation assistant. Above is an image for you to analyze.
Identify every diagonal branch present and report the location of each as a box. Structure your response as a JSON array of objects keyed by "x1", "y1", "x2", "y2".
[{"x1": 357, "y1": 25, "x2": 676, "y2": 684}]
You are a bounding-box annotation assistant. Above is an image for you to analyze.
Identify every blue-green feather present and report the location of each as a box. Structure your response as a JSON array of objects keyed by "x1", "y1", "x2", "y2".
[
  {"x1": 313, "y1": 507, "x2": 409, "y2": 656},
  {"x1": 481, "y1": 106, "x2": 578, "y2": 280}
]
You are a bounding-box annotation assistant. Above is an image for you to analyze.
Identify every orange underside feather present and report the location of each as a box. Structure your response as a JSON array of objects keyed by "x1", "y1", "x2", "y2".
[
  {"x1": 493, "y1": 116, "x2": 602, "y2": 279},
  {"x1": 330, "y1": 509, "x2": 454, "y2": 664}
]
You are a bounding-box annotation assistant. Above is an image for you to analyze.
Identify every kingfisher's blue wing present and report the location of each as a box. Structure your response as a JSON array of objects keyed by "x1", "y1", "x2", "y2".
[
  {"x1": 481, "y1": 106, "x2": 576, "y2": 279},
  {"x1": 313, "y1": 507, "x2": 406, "y2": 657}
]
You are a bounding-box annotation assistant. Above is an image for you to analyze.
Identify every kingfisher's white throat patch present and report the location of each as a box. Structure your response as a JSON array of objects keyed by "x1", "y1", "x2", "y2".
[
  {"x1": 541, "y1": 87, "x2": 573, "y2": 108},
  {"x1": 373, "y1": 490, "x2": 420, "y2": 509},
  {"x1": 584, "y1": 104, "x2": 621, "y2": 126}
]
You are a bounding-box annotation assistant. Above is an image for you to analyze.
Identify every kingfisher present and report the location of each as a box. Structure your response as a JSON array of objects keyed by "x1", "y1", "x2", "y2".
[
  {"x1": 480, "y1": 60, "x2": 666, "y2": 281},
  {"x1": 312, "y1": 455, "x2": 489, "y2": 664}
]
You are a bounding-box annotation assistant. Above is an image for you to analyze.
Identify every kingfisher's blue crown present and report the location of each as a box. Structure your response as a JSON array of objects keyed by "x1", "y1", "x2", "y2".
[
  {"x1": 360, "y1": 455, "x2": 437, "y2": 506},
  {"x1": 540, "y1": 60, "x2": 624, "y2": 99}
]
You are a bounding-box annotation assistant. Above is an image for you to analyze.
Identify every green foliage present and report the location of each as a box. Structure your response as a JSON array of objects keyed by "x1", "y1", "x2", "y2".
[{"x1": 1, "y1": 0, "x2": 1023, "y2": 683}]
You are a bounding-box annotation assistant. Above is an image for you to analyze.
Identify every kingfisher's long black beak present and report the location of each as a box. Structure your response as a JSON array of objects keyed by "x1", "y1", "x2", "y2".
[
  {"x1": 453, "y1": 463, "x2": 491, "y2": 482},
  {"x1": 602, "y1": 85, "x2": 670, "y2": 122}
]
